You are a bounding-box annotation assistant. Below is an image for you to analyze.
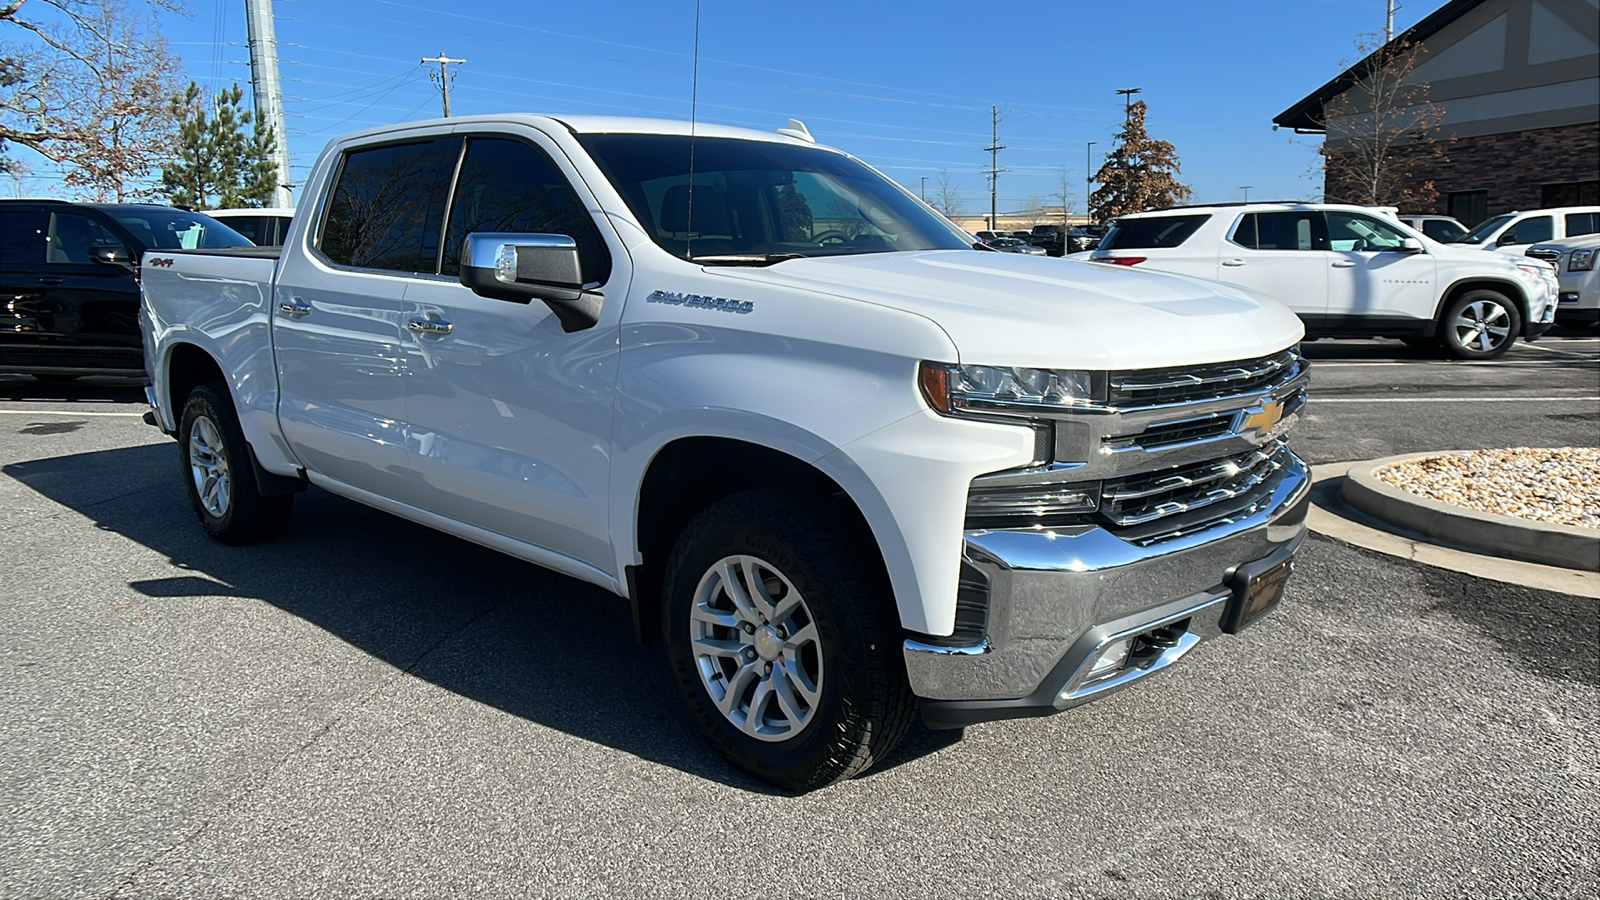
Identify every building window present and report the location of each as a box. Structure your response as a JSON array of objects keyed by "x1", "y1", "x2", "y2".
[
  {"x1": 1541, "y1": 181, "x2": 1600, "y2": 208},
  {"x1": 1447, "y1": 191, "x2": 1489, "y2": 229}
]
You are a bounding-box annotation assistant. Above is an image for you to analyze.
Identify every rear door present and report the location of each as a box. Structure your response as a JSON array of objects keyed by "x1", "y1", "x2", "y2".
[
  {"x1": 398, "y1": 130, "x2": 628, "y2": 568},
  {"x1": 271, "y1": 135, "x2": 459, "y2": 502},
  {"x1": 1220, "y1": 210, "x2": 1330, "y2": 326}
]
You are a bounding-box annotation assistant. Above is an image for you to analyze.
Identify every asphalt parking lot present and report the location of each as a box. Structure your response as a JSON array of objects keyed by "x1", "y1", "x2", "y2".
[{"x1": 2, "y1": 331, "x2": 1597, "y2": 898}]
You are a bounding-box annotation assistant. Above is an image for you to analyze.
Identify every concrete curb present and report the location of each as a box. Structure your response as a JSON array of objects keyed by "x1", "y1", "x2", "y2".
[{"x1": 1340, "y1": 452, "x2": 1600, "y2": 572}]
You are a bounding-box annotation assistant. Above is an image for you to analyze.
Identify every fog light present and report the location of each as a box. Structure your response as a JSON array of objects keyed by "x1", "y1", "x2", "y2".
[{"x1": 1084, "y1": 638, "x2": 1133, "y2": 681}]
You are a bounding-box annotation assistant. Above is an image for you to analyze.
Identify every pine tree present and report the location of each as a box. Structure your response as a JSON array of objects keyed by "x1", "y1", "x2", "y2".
[
  {"x1": 1089, "y1": 100, "x2": 1191, "y2": 225},
  {"x1": 160, "y1": 81, "x2": 279, "y2": 209}
]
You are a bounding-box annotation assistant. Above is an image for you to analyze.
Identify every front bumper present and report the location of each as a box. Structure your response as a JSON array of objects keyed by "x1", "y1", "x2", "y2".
[{"x1": 909, "y1": 449, "x2": 1310, "y2": 728}]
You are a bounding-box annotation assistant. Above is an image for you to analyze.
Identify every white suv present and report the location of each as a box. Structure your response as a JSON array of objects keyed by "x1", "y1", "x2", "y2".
[
  {"x1": 1085, "y1": 202, "x2": 1559, "y2": 360},
  {"x1": 1526, "y1": 234, "x2": 1600, "y2": 328},
  {"x1": 1454, "y1": 206, "x2": 1600, "y2": 255}
]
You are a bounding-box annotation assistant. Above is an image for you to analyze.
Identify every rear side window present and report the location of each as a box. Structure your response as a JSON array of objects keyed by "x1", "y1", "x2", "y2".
[
  {"x1": 320, "y1": 138, "x2": 458, "y2": 272},
  {"x1": 0, "y1": 207, "x2": 49, "y2": 265},
  {"x1": 440, "y1": 137, "x2": 610, "y2": 283},
  {"x1": 1420, "y1": 219, "x2": 1466, "y2": 242},
  {"x1": 45, "y1": 213, "x2": 126, "y2": 263},
  {"x1": 1232, "y1": 212, "x2": 1318, "y2": 251},
  {"x1": 221, "y1": 215, "x2": 268, "y2": 244},
  {"x1": 1566, "y1": 212, "x2": 1599, "y2": 237},
  {"x1": 1098, "y1": 214, "x2": 1209, "y2": 250}
]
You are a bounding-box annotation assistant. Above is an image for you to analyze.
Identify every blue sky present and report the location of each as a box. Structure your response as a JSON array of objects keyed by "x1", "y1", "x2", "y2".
[{"x1": 11, "y1": 0, "x2": 1445, "y2": 210}]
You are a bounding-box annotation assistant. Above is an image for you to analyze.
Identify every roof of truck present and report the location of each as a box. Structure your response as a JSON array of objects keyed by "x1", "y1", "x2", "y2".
[{"x1": 334, "y1": 113, "x2": 829, "y2": 148}]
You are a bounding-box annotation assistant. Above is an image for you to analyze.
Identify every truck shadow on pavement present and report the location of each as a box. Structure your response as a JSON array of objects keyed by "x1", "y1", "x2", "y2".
[{"x1": 4, "y1": 442, "x2": 958, "y2": 793}]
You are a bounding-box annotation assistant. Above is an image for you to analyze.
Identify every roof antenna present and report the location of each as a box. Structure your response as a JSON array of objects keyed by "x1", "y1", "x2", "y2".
[
  {"x1": 776, "y1": 119, "x2": 815, "y2": 143},
  {"x1": 686, "y1": 0, "x2": 702, "y2": 261}
]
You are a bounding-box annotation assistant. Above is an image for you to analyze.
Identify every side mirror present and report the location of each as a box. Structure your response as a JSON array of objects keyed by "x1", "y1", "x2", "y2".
[
  {"x1": 458, "y1": 232, "x2": 602, "y2": 332},
  {"x1": 89, "y1": 244, "x2": 136, "y2": 267},
  {"x1": 1495, "y1": 231, "x2": 1518, "y2": 246},
  {"x1": 1399, "y1": 237, "x2": 1423, "y2": 253}
]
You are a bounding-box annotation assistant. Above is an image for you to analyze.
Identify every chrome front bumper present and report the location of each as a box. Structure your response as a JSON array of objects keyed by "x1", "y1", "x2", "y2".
[{"x1": 909, "y1": 449, "x2": 1310, "y2": 728}]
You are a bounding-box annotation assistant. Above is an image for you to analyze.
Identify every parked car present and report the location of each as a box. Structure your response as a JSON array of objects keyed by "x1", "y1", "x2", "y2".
[
  {"x1": 1086, "y1": 202, "x2": 1558, "y2": 359},
  {"x1": 1399, "y1": 214, "x2": 1469, "y2": 244},
  {"x1": 1454, "y1": 206, "x2": 1600, "y2": 254},
  {"x1": 987, "y1": 236, "x2": 1047, "y2": 255},
  {"x1": 1526, "y1": 235, "x2": 1600, "y2": 327},
  {"x1": 140, "y1": 113, "x2": 1310, "y2": 791},
  {"x1": 0, "y1": 200, "x2": 251, "y2": 380},
  {"x1": 205, "y1": 207, "x2": 295, "y2": 246}
]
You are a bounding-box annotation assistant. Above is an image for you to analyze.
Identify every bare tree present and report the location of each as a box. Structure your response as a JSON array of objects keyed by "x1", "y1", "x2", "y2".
[
  {"x1": 1, "y1": 0, "x2": 183, "y2": 195},
  {"x1": 932, "y1": 168, "x2": 964, "y2": 218},
  {"x1": 1316, "y1": 34, "x2": 1447, "y2": 210},
  {"x1": 1050, "y1": 166, "x2": 1074, "y2": 223},
  {"x1": 1089, "y1": 100, "x2": 1191, "y2": 225}
]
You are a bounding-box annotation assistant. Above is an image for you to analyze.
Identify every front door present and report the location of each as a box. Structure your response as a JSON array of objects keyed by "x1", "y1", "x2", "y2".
[
  {"x1": 272, "y1": 135, "x2": 460, "y2": 502},
  {"x1": 400, "y1": 132, "x2": 626, "y2": 569},
  {"x1": 1323, "y1": 210, "x2": 1438, "y2": 325}
]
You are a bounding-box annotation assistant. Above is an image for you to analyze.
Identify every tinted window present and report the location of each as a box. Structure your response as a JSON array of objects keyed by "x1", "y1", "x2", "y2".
[
  {"x1": 320, "y1": 138, "x2": 458, "y2": 272},
  {"x1": 1325, "y1": 211, "x2": 1410, "y2": 251},
  {"x1": 1231, "y1": 212, "x2": 1317, "y2": 251},
  {"x1": 1458, "y1": 213, "x2": 1512, "y2": 245},
  {"x1": 1098, "y1": 214, "x2": 1209, "y2": 250},
  {"x1": 0, "y1": 207, "x2": 49, "y2": 266},
  {"x1": 46, "y1": 213, "x2": 126, "y2": 263},
  {"x1": 578, "y1": 134, "x2": 970, "y2": 260},
  {"x1": 441, "y1": 137, "x2": 610, "y2": 282},
  {"x1": 1504, "y1": 216, "x2": 1553, "y2": 245},
  {"x1": 221, "y1": 215, "x2": 268, "y2": 244},
  {"x1": 1541, "y1": 181, "x2": 1599, "y2": 207},
  {"x1": 1420, "y1": 219, "x2": 1466, "y2": 242},
  {"x1": 1565, "y1": 212, "x2": 1598, "y2": 237},
  {"x1": 1447, "y1": 190, "x2": 1488, "y2": 229},
  {"x1": 104, "y1": 209, "x2": 250, "y2": 250}
]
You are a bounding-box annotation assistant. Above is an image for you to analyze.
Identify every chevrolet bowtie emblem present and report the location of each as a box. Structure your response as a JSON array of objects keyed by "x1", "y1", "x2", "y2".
[{"x1": 1240, "y1": 399, "x2": 1283, "y2": 434}]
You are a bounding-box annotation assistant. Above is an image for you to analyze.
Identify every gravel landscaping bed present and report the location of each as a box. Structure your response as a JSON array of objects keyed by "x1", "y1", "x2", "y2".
[{"x1": 1376, "y1": 447, "x2": 1600, "y2": 530}]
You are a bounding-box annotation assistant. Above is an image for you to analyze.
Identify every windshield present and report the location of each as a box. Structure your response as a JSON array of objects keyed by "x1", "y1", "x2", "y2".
[
  {"x1": 1457, "y1": 213, "x2": 1512, "y2": 245},
  {"x1": 104, "y1": 209, "x2": 252, "y2": 250},
  {"x1": 577, "y1": 134, "x2": 972, "y2": 261}
]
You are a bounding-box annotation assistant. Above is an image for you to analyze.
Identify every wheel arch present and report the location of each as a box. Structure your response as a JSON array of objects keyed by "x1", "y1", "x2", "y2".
[
  {"x1": 627, "y1": 435, "x2": 898, "y2": 646},
  {"x1": 1431, "y1": 278, "x2": 1530, "y2": 335},
  {"x1": 164, "y1": 340, "x2": 305, "y2": 497}
]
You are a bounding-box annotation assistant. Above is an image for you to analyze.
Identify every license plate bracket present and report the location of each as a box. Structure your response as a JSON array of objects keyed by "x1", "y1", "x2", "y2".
[{"x1": 1222, "y1": 557, "x2": 1293, "y2": 634}]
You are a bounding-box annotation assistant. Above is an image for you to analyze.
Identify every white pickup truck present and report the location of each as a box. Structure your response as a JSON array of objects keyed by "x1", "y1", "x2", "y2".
[{"x1": 140, "y1": 114, "x2": 1311, "y2": 791}]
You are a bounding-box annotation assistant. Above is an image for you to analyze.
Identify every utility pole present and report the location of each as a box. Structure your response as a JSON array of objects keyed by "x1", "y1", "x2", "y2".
[
  {"x1": 984, "y1": 105, "x2": 1005, "y2": 230},
  {"x1": 1385, "y1": 0, "x2": 1401, "y2": 42},
  {"x1": 422, "y1": 52, "x2": 466, "y2": 118},
  {"x1": 243, "y1": 0, "x2": 293, "y2": 207},
  {"x1": 1116, "y1": 86, "x2": 1143, "y2": 116},
  {"x1": 919, "y1": 176, "x2": 928, "y2": 202},
  {"x1": 1085, "y1": 141, "x2": 1097, "y2": 224},
  {"x1": 1240, "y1": 185, "x2": 1252, "y2": 202}
]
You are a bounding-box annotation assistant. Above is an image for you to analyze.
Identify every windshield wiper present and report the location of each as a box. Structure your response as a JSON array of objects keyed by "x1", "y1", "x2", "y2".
[{"x1": 689, "y1": 252, "x2": 808, "y2": 266}]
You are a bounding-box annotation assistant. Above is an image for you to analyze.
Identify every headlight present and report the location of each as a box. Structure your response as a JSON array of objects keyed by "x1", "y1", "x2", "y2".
[
  {"x1": 1517, "y1": 262, "x2": 1557, "y2": 282},
  {"x1": 1570, "y1": 249, "x2": 1596, "y2": 272},
  {"x1": 920, "y1": 361, "x2": 1107, "y2": 415}
]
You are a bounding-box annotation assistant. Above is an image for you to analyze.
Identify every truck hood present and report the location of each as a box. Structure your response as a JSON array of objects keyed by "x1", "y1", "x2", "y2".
[{"x1": 710, "y1": 251, "x2": 1304, "y2": 369}]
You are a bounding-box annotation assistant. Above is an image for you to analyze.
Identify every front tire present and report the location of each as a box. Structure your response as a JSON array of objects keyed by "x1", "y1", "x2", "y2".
[
  {"x1": 178, "y1": 383, "x2": 292, "y2": 544},
  {"x1": 663, "y1": 489, "x2": 914, "y2": 792},
  {"x1": 1441, "y1": 290, "x2": 1521, "y2": 360}
]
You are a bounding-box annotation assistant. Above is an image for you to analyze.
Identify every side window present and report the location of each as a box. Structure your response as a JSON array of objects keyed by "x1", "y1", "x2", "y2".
[
  {"x1": 1232, "y1": 212, "x2": 1317, "y2": 250},
  {"x1": 0, "y1": 208, "x2": 49, "y2": 266},
  {"x1": 320, "y1": 138, "x2": 459, "y2": 272},
  {"x1": 1325, "y1": 211, "x2": 1409, "y2": 251},
  {"x1": 1421, "y1": 219, "x2": 1465, "y2": 242},
  {"x1": 225, "y1": 216, "x2": 266, "y2": 244},
  {"x1": 45, "y1": 213, "x2": 124, "y2": 264},
  {"x1": 441, "y1": 137, "x2": 611, "y2": 284},
  {"x1": 1565, "y1": 212, "x2": 1598, "y2": 237},
  {"x1": 1505, "y1": 216, "x2": 1552, "y2": 245}
]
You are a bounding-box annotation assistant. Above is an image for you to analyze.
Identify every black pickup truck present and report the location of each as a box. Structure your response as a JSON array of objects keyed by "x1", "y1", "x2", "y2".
[{"x1": 0, "y1": 200, "x2": 250, "y2": 380}]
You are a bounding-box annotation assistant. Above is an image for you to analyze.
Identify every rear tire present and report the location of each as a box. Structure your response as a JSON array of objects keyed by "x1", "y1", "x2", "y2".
[
  {"x1": 662, "y1": 489, "x2": 914, "y2": 792},
  {"x1": 1440, "y1": 290, "x2": 1521, "y2": 360},
  {"x1": 178, "y1": 383, "x2": 292, "y2": 544}
]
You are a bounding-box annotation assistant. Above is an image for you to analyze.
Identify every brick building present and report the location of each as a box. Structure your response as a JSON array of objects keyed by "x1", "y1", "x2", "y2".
[{"x1": 1274, "y1": 0, "x2": 1599, "y2": 226}]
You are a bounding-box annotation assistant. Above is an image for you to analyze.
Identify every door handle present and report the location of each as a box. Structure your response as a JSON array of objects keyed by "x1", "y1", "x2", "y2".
[
  {"x1": 407, "y1": 317, "x2": 453, "y2": 335},
  {"x1": 1331, "y1": 260, "x2": 1356, "y2": 268},
  {"x1": 277, "y1": 298, "x2": 312, "y2": 317},
  {"x1": 37, "y1": 276, "x2": 64, "y2": 285},
  {"x1": 1221, "y1": 259, "x2": 1246, "y2": 267}
]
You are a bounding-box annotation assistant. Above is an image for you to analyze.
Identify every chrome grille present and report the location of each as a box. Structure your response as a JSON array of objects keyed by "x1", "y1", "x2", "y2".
[
  {"x1": 1125, "y1": 413, "x2": 1235, "y2": 450},
  {"x1": 1098, "y1": 442, "x2": 1288, "y2": 527},
  {"x1": 1109, "y1": 347, "x2": 1302, "y2": 409}
]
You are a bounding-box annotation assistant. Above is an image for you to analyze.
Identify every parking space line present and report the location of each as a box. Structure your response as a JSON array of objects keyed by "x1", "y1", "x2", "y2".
[
  {"x1": 1314, "y1": 396, "x2": 1599, "y2": 403},
  {"x1": 0, "y1": 409, "x2": 146, "y2": 417}
]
